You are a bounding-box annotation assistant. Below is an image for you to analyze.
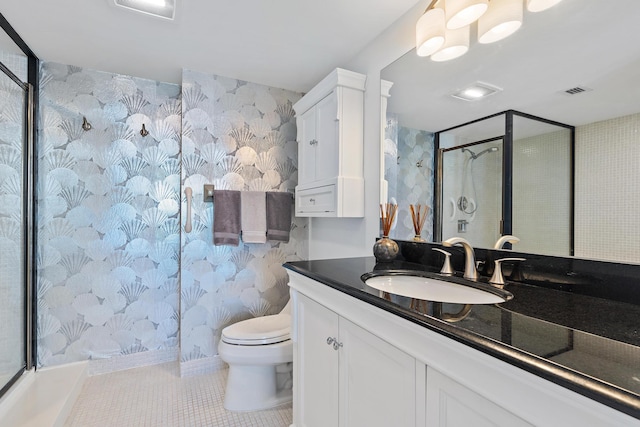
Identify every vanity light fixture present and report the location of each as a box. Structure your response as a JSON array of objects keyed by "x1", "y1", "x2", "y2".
[
  {"x1": 416, "y1": 7, "x2": 446, "y2": 57},
  {"x1": 451, "y1": 82, "x2": 502, "y2": 101},
  {"x1": 417, "y1": 0, "x2": 563, "y2": 61},
  {"x1": 431, "y1": 26, "x2": 470, "y2": 62},
  {"x1": 445, "y1": 0, "x2": 489, "y2": 29},
  {"x1": 113, "y1": 0, "x2": 176, "y2": 20},
  {"x1": 478, "y1": 0, "x2": 523, "y2": 44},
  {"x1": 526, "y1": 0, "x2": 563, "y2": 13}
]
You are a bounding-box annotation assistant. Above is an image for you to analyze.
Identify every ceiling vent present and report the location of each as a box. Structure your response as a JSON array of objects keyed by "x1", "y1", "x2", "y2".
[{"x1": 563, "y1": 86, "x2": 592, "y2": 95}]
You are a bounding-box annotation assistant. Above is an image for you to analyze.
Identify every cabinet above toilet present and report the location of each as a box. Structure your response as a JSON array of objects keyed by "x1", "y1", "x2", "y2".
[{"x1": 293, "y1": 68, "x2": 366, "y2": 217}]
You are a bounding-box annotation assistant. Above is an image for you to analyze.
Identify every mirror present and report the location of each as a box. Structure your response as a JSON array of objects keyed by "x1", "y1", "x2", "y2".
[{"x1": 381, "y1": 0, "x2": 640, "y2": 264}]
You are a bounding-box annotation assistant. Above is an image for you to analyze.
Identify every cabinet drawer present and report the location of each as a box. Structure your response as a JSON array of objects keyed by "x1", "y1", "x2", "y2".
[{"x1": 296, "y1": 185, "x2": 335, "y2": 215}]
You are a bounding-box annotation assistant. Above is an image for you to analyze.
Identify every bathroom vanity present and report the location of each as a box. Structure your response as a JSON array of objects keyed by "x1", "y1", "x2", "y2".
[{"x1": 285, "y1": 257, "x2": 640, "y2": 427}]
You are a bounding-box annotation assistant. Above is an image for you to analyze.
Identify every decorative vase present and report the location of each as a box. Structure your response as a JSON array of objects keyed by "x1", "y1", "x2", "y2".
[
  {"x1": 373, "y1": 236, "x2": 399, "y2": 262},
  {"x1": 413, "y1": 234, "x2": 426, "y2": 242}
]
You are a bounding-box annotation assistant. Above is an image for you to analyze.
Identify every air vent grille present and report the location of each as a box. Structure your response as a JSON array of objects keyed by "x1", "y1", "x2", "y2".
[{"x1": 564, "y1": 86, "x2": 592, "y2": 95}]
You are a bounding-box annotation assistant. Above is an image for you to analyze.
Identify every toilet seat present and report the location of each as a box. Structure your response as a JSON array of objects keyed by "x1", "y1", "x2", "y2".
[{"x1": 221, "y1": 314, "x2": 291, "y2": 346}]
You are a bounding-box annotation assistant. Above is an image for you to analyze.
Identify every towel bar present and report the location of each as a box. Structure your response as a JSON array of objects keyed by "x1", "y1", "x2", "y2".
[{"x1": 203, "y1": 184, "x2": 294, "y2": 202}]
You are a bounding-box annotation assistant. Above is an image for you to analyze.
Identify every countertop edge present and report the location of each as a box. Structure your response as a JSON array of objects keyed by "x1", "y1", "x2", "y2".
[{"x1": 284, "y1": 262, "x2": 640, "y2": 420}]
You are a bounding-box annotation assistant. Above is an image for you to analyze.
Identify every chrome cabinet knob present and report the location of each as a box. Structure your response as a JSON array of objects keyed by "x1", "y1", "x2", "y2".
[{"x1": 326, "y1": 336, "x2": 342, "y2": 350}]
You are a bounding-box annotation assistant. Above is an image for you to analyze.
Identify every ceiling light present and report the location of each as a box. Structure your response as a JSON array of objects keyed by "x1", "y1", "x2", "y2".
[
  {"x1": 526, "y1": 0, "x2": 563, "y2": 13},
  {"x1": 113, "y1": 0, "x2": 176, "y2": 20},
  {"x1": 431, "y1": 26, "x2": 470, "y2": 62},
  {"x1": 417, "y1": 0, "x2": 562, "y2": 61},
  {"x1": 478, "y1": 0, "x2": 523, "y2": 44},
  {"x1": 451, "y1": 82, "x2": 502, "y2": 101},
  {"x1": 445, "y1": 0, "x2": 489, "y2": 29},
  {"x1": 416, "y1": 8, "x2": 446, "y2": 57}
]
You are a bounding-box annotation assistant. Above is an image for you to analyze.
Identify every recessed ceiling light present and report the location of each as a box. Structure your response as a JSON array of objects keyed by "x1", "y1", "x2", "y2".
[
  {"x1": 451, "y1": 82, "x2": 502, "y2": 101},
  {"x1": 113, "y1": 0, "x2": 176, "y2": 20}
]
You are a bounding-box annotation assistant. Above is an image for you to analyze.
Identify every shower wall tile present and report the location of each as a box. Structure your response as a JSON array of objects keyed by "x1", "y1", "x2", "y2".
[
  {"x1": 180, "y1": 69, "x2": 308, "y2": 363},
  {"x1": 37, "y1": 62, "x2": 181, "y2": 368},
  {"x1": 384, "y1": 116, "x2": 434, "y2": 242},
  {"x1": 575, "y1": 112, "x2": 640, "y2": 263},
  {"x1": 513, "y1": 130, "x2": 571, "y2": 256}
]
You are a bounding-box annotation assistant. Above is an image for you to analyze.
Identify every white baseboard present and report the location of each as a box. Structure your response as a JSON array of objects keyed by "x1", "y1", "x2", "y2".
[
  {"x1": 179, "y1": 355, "x2": 226, "y2": 378},
  {"x1": 88, "y1": 348, "x2": 179, "y2": 376}
]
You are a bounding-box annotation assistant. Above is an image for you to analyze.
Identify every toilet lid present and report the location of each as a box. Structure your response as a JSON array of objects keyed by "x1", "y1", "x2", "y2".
[{"x1": 221, "y1": 314, "x2": 291, "y2": 345}]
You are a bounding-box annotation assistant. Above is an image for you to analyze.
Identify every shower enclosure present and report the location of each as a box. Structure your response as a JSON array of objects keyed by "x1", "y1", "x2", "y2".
[
  {"x1": 435, "y1": 110, "x2": 574, "y2": 255},
  {"x1": 0, "y1": 15, "x2": 37, "y2": 398}
]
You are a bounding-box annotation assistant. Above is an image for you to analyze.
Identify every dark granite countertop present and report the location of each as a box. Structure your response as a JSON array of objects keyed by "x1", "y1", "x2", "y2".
[{"x1": 284, "y1": 257, "x2": 640, "y2": 420}]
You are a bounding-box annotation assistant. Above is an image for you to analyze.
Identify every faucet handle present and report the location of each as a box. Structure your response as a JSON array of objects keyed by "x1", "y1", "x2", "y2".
[
  {"x1": 432, "y1": 248, "x2": 454, "y2": 276},
  {"x1": 494, "y1": 235, "x2": 520, "y2": 250},
  {"x1": 489, "y1": 257, "x2": 526, "y2": 286}
]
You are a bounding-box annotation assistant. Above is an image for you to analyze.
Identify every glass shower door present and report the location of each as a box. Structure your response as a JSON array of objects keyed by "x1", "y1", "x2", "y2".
[
  {"x1": 0, "y1": 67, "x2": 28, "y2": 395},
  {"x1": 440, "y1": 139, "x2": 503, "y2": 248}
]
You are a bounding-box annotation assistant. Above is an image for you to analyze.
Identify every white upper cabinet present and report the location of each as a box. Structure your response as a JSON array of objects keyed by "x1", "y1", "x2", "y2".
[{"x1": 293, "y1": 68, "x2": 366, "y2": 217}]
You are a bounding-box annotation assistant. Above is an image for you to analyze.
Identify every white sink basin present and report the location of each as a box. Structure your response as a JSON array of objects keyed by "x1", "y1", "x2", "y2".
[{"x1": 362, "y1": 273, "x2": 510, "y2": 304}]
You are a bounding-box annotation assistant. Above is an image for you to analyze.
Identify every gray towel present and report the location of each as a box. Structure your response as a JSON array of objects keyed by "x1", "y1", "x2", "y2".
[
  {"x1": 241, "y1": 191, "x2": 267, "y2": 244},
  {"x1": 266, "y1": 191, "x2": 292, "y2": 242},
  {"x1": 213, "y1": 190, "x2": 241, "y2": 246}
]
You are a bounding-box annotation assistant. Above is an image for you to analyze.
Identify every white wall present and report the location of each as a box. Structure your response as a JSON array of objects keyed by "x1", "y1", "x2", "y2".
[{"x1": 308, "y1": 0, "x2": 426, "y2": 260}]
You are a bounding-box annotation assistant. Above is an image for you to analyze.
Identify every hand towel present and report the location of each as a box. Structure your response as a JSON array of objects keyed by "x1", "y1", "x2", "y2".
[
  {"x1": 213, "y1": 190, "x2": 241, "y2": 246},
  {"x1": 266, "y1": 191, "x2": 292, "y2": 242},
  {"x1": 241, "y1": 191, "x2": 267, "y2": 244}
]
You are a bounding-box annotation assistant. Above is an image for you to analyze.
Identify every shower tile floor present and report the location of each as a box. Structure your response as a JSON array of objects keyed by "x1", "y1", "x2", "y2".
[{"x1": 64, "y1": 362, "x2": 292, "y2": 427}]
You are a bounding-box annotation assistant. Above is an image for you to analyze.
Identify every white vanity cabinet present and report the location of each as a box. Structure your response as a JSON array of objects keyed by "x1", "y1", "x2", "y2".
[
  {"x1": 426, "y1": 367, "x2": 532, "y2": 427},
  {"x1": 293, "y1": 292, "x2": 416, "y2": 427},
  {"x1": 287, "y1": 270, "x2": 640, "y2": 427},
  {"x1": 293, "y1": 68, "x2": 366, "y2": 217}
]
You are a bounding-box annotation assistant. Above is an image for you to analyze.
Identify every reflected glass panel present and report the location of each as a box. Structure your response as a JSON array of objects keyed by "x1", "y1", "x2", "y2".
[
  {"x1": 441, "y1": 139, "x2": 503, "y2": 248},
  {"x1": 0, "y1": 28, "x2": 27, "y2": 82},
  {"x1": 512, "y1": 116, "x2": 572, "y2": 256}
]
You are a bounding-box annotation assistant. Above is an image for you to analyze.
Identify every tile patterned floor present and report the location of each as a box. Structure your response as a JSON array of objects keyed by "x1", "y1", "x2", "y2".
[{"x1": 64, "y1": 362, "x2": 292, "y2": 427}]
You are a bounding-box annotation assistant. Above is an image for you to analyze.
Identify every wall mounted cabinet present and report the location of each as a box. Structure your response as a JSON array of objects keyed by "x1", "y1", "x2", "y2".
[{"x1": 293, "y1": 68, "x2": 366, "y2": 217}]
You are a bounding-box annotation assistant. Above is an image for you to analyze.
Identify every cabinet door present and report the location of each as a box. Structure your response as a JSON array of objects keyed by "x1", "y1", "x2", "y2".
[
  {"x1": 296, "y1": 294, "x2": 340, "y2": 427},
  {"x1": 339, "y1": 318, "x2": 416, "y2": 427},
  {"x1": 314, "y1": 91, "x2": 339, "y2": 182},
  {"x1": 425, "y1": 367, "x2": 532, "y2": 427},
  {"x1": 297, "y1": 107, "x2": 317, "y2": 185}
]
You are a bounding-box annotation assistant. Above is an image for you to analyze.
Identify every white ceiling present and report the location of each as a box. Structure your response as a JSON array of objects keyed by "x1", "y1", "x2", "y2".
[
  {"x1": 382, "y1": 0, "x2": 640, "y2": 134},
  {"x1": 1, "y1": 0, "x2": 420, "y2": 93}
]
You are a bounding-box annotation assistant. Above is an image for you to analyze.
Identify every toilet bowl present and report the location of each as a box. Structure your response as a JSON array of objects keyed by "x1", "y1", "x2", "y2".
[{"x1": 218, "y1": 300, "x2": 293, "y2": 412}]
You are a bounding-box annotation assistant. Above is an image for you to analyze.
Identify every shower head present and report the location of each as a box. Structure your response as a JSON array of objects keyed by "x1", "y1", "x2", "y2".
[
  {"x1": 461, "y1": 147, "x2": 477, "y2": 158},
  {"x1": 464, "y1": 146, "x2": 499, "y2": 160}
]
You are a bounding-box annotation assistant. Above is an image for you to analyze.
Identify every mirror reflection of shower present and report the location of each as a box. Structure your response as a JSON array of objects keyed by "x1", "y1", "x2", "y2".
[{"x1": 457, "y1": 146, "x2": 500, "y2": 214}]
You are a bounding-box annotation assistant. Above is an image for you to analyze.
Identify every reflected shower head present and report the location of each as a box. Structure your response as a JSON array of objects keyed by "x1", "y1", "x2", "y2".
[{"x1": 464, "y1": 146, "x2": 499, "y2": 160}]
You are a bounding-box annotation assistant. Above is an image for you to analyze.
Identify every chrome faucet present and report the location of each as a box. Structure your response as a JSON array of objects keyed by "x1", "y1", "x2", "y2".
[
  {"x1": 442, "y1": 237, "x2": 478, "y2": 280},
  {"x1": 494, "y1": 235, "x2": 520, "y2": 249}
]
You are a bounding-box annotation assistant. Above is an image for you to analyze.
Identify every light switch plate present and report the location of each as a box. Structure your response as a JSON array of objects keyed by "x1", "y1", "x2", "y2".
[{"x1": 203, "y1": 184, "x2": 214, "y2": 202}]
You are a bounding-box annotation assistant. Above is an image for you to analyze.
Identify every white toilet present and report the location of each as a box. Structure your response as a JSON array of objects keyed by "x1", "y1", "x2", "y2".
[{"x1": 218, "y1": 300, "x2": 293, "y2": 412}]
